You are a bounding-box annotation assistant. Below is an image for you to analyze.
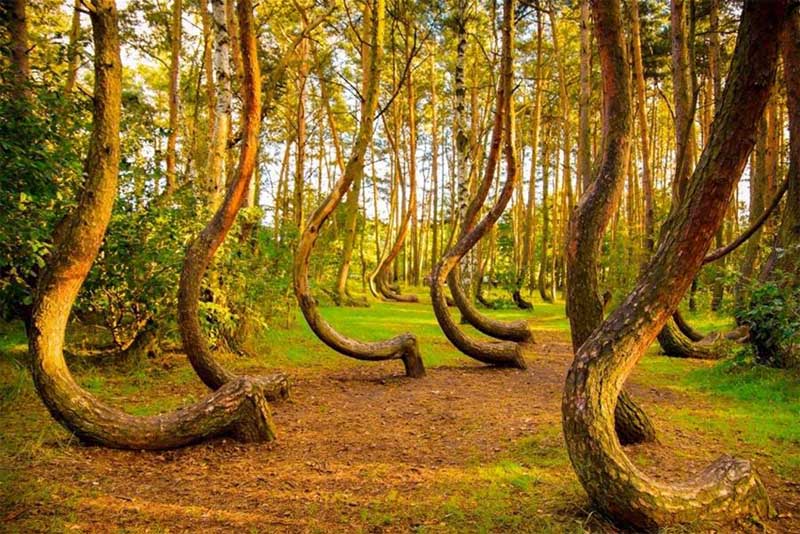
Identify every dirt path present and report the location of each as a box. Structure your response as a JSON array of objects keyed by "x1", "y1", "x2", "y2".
[{"x1": 2, "y1": 337, "x2": 799, "y2": 533}]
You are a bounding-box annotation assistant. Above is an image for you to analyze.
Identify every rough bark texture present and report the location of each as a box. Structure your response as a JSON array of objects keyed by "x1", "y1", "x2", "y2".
[
  {"x1": 293, "y1": 0, "x2": 424, "y2": 379},
  {"x1": 430, "y1": 0, "x2": 529, "y2": 369},
  {"x1": 28, "y1": 0, "x2": 279, "y2": 450},
  {"x1": 562, "y1": 1, "x2": 784, "y2": 528},
  {"x1": 564, "y1": 0, "x2": 656, "y2": 447}
]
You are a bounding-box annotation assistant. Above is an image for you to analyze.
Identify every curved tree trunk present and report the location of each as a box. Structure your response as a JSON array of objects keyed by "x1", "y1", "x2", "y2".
[
  {"x1": 293, "y1": 0, "x2": 424, "y2": 378},
  {"x1": 562, "y1": 1, "x2": 783, "y2": 528},
  {"x1": 372, "y1": 128, "x2": 418, "y2": 303},
  {"x1": 28, "y1": 0, "x2": 279, "y2": 450},
  {"x1": 656, "y1": 318, "x2": 727, "y2": 360},
  {"x1": 177, "y1": 0, "x2": 289, "y2": 398},
  {"x1": 431, "y1": 0, "x2": 528, "y2": 368},
  {"x1": 671, "y1": 309, "x2": 704, "y2": 341},
  {"x1": 565, "y1": 0, "x2": 656, "y2": 446},
  {"x1": 444, "y1": 5, "x2": 533, "y2": 344}
]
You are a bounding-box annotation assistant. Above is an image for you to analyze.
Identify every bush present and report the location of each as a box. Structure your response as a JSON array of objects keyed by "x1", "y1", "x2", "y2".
[{"x1": 737, "y1": 276, "x2": 800, "y2": 369}]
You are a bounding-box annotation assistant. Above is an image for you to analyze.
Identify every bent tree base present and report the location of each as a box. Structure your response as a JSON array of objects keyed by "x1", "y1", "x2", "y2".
[
  {"x1": 292, "y1": 0, "x2": 424, "y2": 379},
  {"x1": 657, "y1": 318, "x2": 727, "y2": 360},
  {"x1": 563, "y1": 0, "x2": 783, "y2": 528},
  {"x1": 28, "y1": 0, "x2": 277, "y2": 451}
]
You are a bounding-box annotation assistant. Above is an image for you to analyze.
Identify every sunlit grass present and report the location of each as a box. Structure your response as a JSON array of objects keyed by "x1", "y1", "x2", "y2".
[{"x1": 1, "y1": 288, "x2": 799, "y2": 530}]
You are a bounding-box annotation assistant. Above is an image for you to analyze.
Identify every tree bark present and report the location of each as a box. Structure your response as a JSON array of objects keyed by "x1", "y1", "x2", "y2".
[
  {"x1": 207, "y1": 0, "x2": 232, "y2": 208},
  {"x1": 671, "y1": 0, "x2": 694, "y2": 199},
  {"x1": 430, "y1": 0, "x2": 529, "y2": 368},
  {"x1": 578, "y1": 0, "x2": 592, "y2": 194},
  {"x1": 513, "y1": 12, "x2": 544, "y2": 309},
  {"x1": 64, "y1": 0, "x2": 82, "y2": 96},
  {"x1": 565, "y1": 0, "x2": 656, "y2": 446},
  {"x1": 562, "y1": 1, "x2": 784, "y2": 528},
  {"x1": 3, "y1": 0, "x2": 29, "y2": 100},
  {"x1": 177, "y1": 0, "x2": 289, "y2": 398},
  {"x1": 28, "y1": 0, "x2": 280, "y2": 450},
  {"x1": 292, "y1": 0, "x2": 424, "y2": 378},
  {"x1": 630, "y1": 0, "x2": 655, "y2": 253}
]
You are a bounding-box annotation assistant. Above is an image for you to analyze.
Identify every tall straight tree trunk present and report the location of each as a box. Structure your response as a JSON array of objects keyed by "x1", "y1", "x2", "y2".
[
  {"x1": 708, "y1": 0, "x2": 725, "y2": 310},
  {"x1": 563, "y1": 1, "x2": 784, "y2": 528},
  {"x1": 513, "y1": 12, "x2": 543, "y2": 308},
  {"x1": 201, "y1": 0, "x2": 216, "y2": 176},
  {"x1": 208, "y1": 0, "x2": 232, "y2": 208},
  {"x1": 538, "y1": 128, "x2": 553, "y2": 302},
  {"x1": 64, "y1": 0, "x2": 82, "y2": 95},
  {"x1": 430, "y1": 50, "x2": 440, "y2": 269},
  {"x1": 578, "y1": 0, "x2": 592, "y2": 193},
  {"x1": 28, "y1": 0, "x2": 281, "y2": 450},
  {"x1": 671, "y1": 0, "x2": 694, "y2": 199},
  {"x1": 630, "y1": 0, "x2": 654, "y2": 252},
  {"x1": 294, "y1": 35, "x2": 309, "y2": 231},
  {"x1": 404, "y1": 15, "x2": 420, "y2": 287},
  {"x1": 165, "y1": 0, "x2": 182, "y2": 194},
  {"x1": 549, "y1": 3, "x2": 573, "y2": 212},
  {"x1": 454, "y1": 0, "x2": 470, "y2": 229}
]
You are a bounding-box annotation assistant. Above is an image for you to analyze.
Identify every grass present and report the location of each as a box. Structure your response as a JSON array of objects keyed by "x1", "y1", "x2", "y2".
[{"x1": 1, "y1": 287, "x2": 799, "y2": 531}]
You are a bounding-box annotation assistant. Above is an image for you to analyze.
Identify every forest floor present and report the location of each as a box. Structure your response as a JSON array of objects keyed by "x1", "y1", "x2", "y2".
[{"x1": 1, "y1": 292, "x2": 799, "y2": 533}]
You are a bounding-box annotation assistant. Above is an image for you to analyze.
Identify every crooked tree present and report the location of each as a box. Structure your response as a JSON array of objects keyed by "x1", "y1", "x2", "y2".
[
  {"x1": 562, "y1": 0, "x2": 787, "y2": 528},
  {"x1": 293, "y1": 0, "x2": 425, "y2": 378},
  {"x1": 565, "y1": 0, "x2": 657, "y2": 446},
  {"x1": 177, "y1": 0, "x2": 295, "y2": 397},
  {"x1": 27, "y1": 0, "x2": 280, "y2": 450},
  {"x1": 430, "y1": 0, "x2": 530, "y2": 369}
]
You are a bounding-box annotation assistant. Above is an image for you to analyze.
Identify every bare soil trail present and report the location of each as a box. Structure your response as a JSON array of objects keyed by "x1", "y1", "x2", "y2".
[{"x1": 1, "y1": 331, "x2": 798, "y2": 533}]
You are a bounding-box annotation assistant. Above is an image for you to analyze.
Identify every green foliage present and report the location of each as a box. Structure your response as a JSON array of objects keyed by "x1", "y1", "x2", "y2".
[
  {"x1": 738, "y1": 276, "x2": 800, "y2": 368},
  {"x1": 0, "y1": 83, "x2": 86, "y2": 321},
  {"x1": 76, "y1": 190, "x2": 199, "y2": 347}
]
